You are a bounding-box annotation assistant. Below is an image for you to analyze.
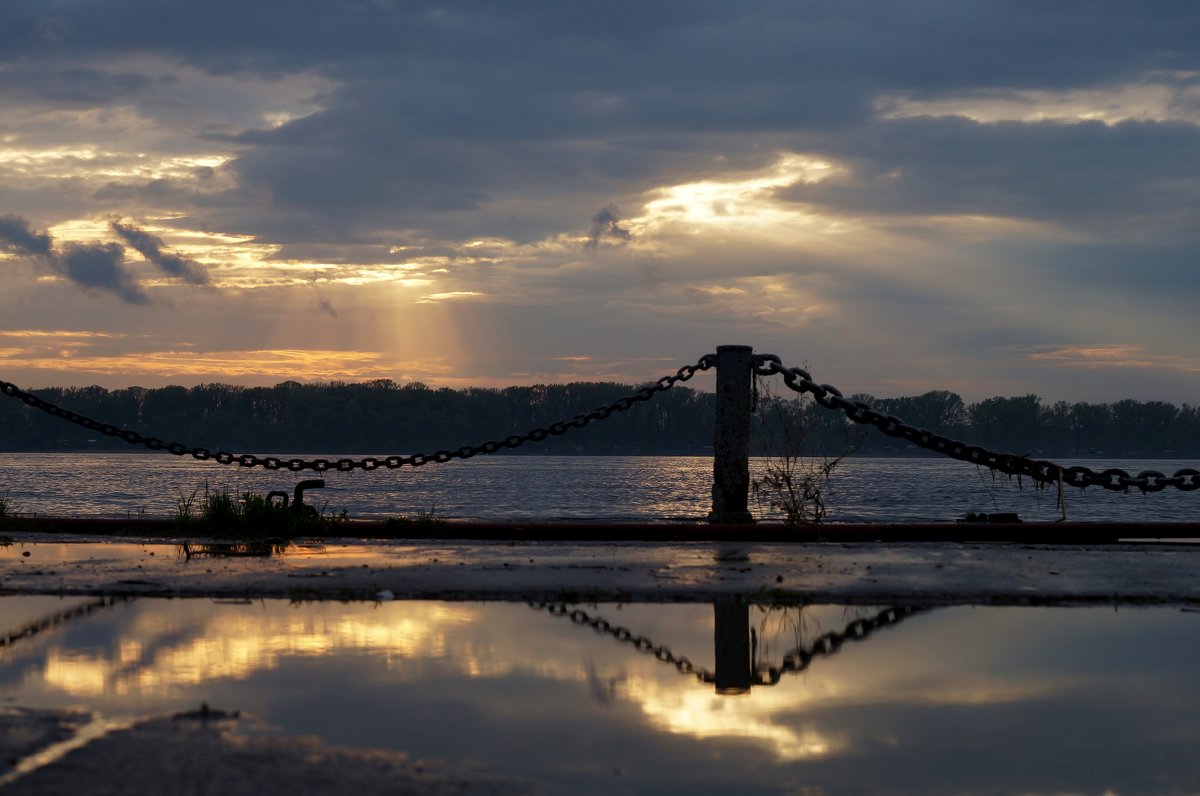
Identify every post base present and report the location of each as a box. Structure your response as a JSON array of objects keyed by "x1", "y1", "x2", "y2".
[{"x1": 707, "y1": 511, "x2": 755, "y2": 525}]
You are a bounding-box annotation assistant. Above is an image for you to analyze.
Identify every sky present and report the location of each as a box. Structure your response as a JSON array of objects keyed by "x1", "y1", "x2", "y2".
[{"x1": 1, "y1": 1, "x2": 1199, "y2": 404}]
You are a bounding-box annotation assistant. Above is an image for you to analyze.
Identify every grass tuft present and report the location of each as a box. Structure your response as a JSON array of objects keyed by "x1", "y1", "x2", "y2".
[
  {"x1": 751, "y1": 376, "x2": 860, "y2": 528},
  {"x1": 384, "y1": 505, "x2": 446, "y2": 535},
  {"x1": 173, "y1": 484, "x2": 347, "y2": 546},
  {"x1": 0, "y1": 495, "x2": 34, "y2": 534}
]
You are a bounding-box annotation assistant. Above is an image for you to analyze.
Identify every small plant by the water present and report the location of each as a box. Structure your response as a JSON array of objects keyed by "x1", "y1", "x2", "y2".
[
  {"x1": 0, "y1": 496, "x2": 17, "y2": 544},
  {"x1": 174, "y1": 484, "x2": 347, "y2": 542},
  {"x1": 751, "y1": 377, "x2": 861, "y2": 526},
  {"x1": 385, "y1": 505, "x2": 446, "y2": 534},
  {"x1": 0, "y1": 495, "x2": 33, "y2": 535}
]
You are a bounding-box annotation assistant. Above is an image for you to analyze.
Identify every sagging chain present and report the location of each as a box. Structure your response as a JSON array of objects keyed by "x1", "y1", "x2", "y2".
[
  {"x1": 1, "y1": 596, "x2": 128, "y2": 650},
  {"x1": 530, "y1": 602, "x2": 715, "y2": 684},
  {"x1": 754, "y1": 355, "x2": 1200, "y2": 494},
  {"x1": 752, "y1": 605, "x2": 927, "y2": 687},
  {"x1": 0, "y1": 354, "x2": 715, "y2": 473}
]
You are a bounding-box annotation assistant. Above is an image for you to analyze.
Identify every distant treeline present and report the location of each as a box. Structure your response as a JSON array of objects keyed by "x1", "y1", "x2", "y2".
[{"x1": 1, "y1": 381, "x2": 1199, "y2": 459}]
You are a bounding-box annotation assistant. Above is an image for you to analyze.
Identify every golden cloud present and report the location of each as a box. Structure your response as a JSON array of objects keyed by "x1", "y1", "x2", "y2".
[
  {"x1": 0, "y1": 347, "x2": 456, "y2": 383},
  {"x1": 416, "y1": 291, "x2": 485, "y2": 304},
  {"x1": 1028, "y1": 345, "x2": 1200, "y2": 372}
]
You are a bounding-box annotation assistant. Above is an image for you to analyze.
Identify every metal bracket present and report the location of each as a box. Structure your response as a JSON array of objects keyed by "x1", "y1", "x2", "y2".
[{"x1": 292, "y1": 479, "x2": 326, "y2": 514}]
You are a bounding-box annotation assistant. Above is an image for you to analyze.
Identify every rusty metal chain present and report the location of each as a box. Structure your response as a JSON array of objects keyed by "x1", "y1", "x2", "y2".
[
  {"x1": 0, "y1": 354, "x2": 715, "y2": 473},
  {"x1": 752, "y1": 605, "x2": 927, "y2": 686},
  {"x1": 530, "y1": 602, "x2": 715, "y2": 683},
  {"x1": 754, "y1": 355, "x2": 1200, "y2": 494}
]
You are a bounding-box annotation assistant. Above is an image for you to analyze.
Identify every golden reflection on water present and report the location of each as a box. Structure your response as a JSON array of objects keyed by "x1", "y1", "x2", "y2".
[
  {"x1": 10, "y1": 599, "x2": 1113, "y2": 764},
  {"x1": 42, "y1": 651, "x2": 108, "y2": 697},
  {"x1": 37, "y1": 603, "x2": 479, "y2": 696},
  {"x1": 16, "y1": 600, "x2": 891, "y2": 761},
  {"x1": 624, "y1": 675, "x2": 843, "y2": 760},
  {"x1": 7, "y1": 597, "x2": 1196, "y2": 795}
]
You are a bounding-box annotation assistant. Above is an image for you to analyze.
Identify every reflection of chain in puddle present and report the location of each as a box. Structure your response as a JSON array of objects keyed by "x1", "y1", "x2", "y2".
[
  {"x1": 750, "y1": 605, "x2": 876, "y2": 674},
  {"x1": 529, "y1": 602, "x2": 715, "y2": 684},
  {"x1": 752, "y1": 606, "x2": 931, "y2": 686},
  {"x1": 533, "y1": 601, "x2": 933, "y2": 693},
  {"x1": 0, "y1": 597, "x2": 128, "y2": 651}
]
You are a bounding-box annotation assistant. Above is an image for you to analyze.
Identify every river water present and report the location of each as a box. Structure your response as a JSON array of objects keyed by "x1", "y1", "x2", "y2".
[{"x1": 1, "y1": 452, "x2": 1197, "y2": 523}]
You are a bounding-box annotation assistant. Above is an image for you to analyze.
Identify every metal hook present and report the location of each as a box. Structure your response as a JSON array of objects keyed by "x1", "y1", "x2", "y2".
[{"x1": 292, "y1": 479, "x2": 325, "y2": 514}]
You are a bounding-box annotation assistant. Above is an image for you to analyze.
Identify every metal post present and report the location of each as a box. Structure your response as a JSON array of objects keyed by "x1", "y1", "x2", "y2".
[
  {"x1": 713, "y1": 599, "x2": 752, "y2": 695},
  {"x1": 708, "y1": 344, "x2": 755, "y2": 524}
]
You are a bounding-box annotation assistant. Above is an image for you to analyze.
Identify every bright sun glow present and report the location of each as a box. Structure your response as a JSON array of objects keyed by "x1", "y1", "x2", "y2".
[{"x1": 637, "y1": 153, "x2": 843, "y2": 235}]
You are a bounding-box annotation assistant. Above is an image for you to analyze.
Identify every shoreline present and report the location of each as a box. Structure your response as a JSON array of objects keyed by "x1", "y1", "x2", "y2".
[
  {"x1": 5, "y1": 516, "x2": 1200, "y2": 543},
  {"x1": 4, "y1": 532, "x2": 1200, "y2": 606}
]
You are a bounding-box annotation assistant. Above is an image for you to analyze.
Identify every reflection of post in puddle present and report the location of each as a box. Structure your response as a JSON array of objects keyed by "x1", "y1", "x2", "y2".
[
  {"x1": 536, "y1": 600, "x2": 932, "y2": 694},
  {"x1": 714, "y1": 599, "x2": 752, "y2": 694}
]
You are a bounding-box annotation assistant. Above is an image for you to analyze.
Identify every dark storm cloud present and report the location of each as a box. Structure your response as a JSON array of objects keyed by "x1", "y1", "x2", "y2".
[
  {"x1": 780, "y1": 116, "x2": 1200, "y2": 236},
  {"x1": 1012, "y1": 241, "x2": 1200, "y2": 304},
  {"x1": 92, "y1": 179, "x2": 184, "y2": 204},
  {"x1": 0, "y1": 214, "x2": 148, "y2": 303},
  {"x1": 0, "y1": 64, "x2": 154, "y2": 106},
  {"x1": 7, "y1": 1, "x2": 1200, "y2": 87},
  {"x1": 7, "y1": 1, "x2": 1200, "y2": 248},
  {"x1": 221, "y1": 2, "x2": 1200, "y2": 245},
  {"x1": 111, "y1": 220, "x2": 211, "y2": 285},
  {"x1": 584, "y1": 204, "x2": 631, "y2": 250},
  {"x1": 0, "y1": 213, "x2": 53, "y2": 257},
  {"x1": 2, "y1": 0, "x2": 1199, "y2": 405},
  {"x1": 53, "y1": 241, "x2": 148, "y2": 304}
]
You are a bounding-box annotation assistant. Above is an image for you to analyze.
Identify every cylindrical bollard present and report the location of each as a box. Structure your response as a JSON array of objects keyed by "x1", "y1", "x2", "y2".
[
  {"x1": 713, "y1": 598, "x2": 752, "y2": 694},
  {"x1": 708, "y1": 344, "x2": 755, "y2": 524}
]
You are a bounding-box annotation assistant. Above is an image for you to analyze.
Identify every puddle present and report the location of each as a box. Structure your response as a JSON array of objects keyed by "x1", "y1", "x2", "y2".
[
  {"x1": 2, "y1": 596, "x2": 1199, "y2": 794},
  {"x1": 2, "y1": 539, "x2": 450, "y2": 565}
]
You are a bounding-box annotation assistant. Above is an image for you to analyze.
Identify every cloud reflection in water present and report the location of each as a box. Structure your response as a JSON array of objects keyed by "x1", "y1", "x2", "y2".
[{"x1": 2, "y1": 598, "x2": 1199, "y2": 794}]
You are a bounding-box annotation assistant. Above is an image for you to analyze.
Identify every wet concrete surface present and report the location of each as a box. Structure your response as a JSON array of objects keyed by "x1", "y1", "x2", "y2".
[
  {"x1": 0, "y1": 709, "x2": 91, "y2": 780},
  {"x1": 2, "y1": 534, "x2": 1200, "y2": 605},
  {"x1": 0, "y1": 710, "x2": 540, "y2": 795},
  {"x1": 4, "y1": 533, "x2": 1200, "y2": 793}
]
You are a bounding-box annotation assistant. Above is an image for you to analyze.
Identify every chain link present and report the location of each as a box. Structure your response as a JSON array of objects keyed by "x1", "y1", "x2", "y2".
[
  {"x1": 0, "y1": 354, "x2": 715, "y2": 473},
  {"x1": 752, "y1": 606, "x2": 927, "y2": 686},
  {"x1": 529, "y1": 602, "x2": 715, "y2": 683},
  {"x1": 753, "y1": 355, "x2": 1200, "y2": 494}
]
